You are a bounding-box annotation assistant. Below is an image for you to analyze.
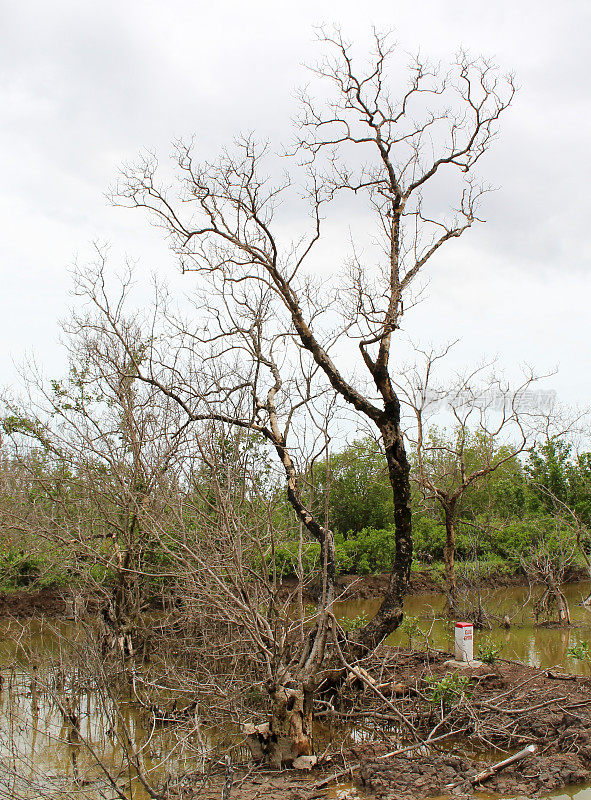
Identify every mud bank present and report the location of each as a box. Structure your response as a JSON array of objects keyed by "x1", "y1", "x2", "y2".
[
  {"x1": 176, "y1": 650, "x2": 591, "y2": 800},
  {"x1": 337, "y1": 650, "x2": 591, "y2": 798},
  {"x1": 0, "y1": 564, "x2": 588, "y2": 618},
  {"x1": 180, "y1": 739, "x2": 591, "y2": 800},
  {"x1": 0, "y1": 586, "x2": 71, "y2": 617},
  {"x1": 356, "y1": 743, "x2": 590, "y2": 799},
  {"x1": 281, "y1": 565, "x2": 590, "y2": 603}
]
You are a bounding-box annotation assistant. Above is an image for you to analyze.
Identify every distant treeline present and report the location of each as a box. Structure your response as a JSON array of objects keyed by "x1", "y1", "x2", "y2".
[{"x1": 0, "y1": 425, "x2": 589, "y2": 590}]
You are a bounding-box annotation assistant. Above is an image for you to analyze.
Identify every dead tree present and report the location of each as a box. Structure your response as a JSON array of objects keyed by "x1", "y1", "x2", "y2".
[
  {"x1": 110, "y1": 31, "x2": 515, "y2": 654},
  {"x1": 2, "y1": 283, "x2": 192, "y2": 662},
  {"x1": 25, "y1": 31, "x2": 511, "y2": 763},
  {"x1": 522, "y1": 523, "x2": 576, "y2": 626}
]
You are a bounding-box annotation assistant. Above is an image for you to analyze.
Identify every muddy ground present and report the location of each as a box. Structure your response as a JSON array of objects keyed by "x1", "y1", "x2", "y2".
[
  {"x1": 0, "y1": 586, "x2": 72, "y2": 617},
  {"x1": 280, "y1": 565, "x2": 589, "y2": 603},
  {"x1": 350, "y1": 651, "x2": 591, "y2": 798}
]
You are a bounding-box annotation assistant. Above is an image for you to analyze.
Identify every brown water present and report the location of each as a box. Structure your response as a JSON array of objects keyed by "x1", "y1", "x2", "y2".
[
  {"x1": 336, "y1": 581, "x2": 591, "y2": 677},
  {"x1": 1, "y1": 583, "x2": 591, "y2": 799}
]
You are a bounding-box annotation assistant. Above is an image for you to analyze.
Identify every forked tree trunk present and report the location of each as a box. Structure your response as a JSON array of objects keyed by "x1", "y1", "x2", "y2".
[
  {"x1": 535, "y1": 581, "x2": 571, "y2": 626},
  {"x1": 243, "y1": 439, "x2": 336, "y2": 765}
]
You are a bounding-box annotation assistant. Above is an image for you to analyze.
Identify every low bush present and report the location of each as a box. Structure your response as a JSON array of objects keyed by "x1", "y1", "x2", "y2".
[
  {"x1": 256, "y1": 512, "x2": 580, "y2": 579},
  {"x1": 0, "y1": 547, "x2": 70, "y2": 590}
]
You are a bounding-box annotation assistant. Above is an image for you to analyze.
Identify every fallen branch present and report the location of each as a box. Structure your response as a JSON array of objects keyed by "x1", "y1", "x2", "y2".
[
  {"x1": 547, "y1": 670, "x2": 577, "y2": 680},
  {"x1": 486, "y1": 667, "x2": 555, "y2": 704},
  {"x1": 480, "y1": 696, "x2": 568, "y2": 715},
  {"x1": 310, "y1": 727, "x2": 469, "y2": 792},
  {"x1": 470, "y1": 744, "x2": 537, "y2": 786},
  {"x1": 328, "y1": 614, "x2": 417, "y2": 737}
]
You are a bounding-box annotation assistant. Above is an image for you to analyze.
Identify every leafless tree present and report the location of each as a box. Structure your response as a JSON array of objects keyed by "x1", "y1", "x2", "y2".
[
  {"x1": 523, "y1": 523, "x2": 576, "y2": 626},
  {"x1": 108, "y1": 30, "x2": 514, "y2": 655},
  {"x1": 2, "y1": 274, "x2": 193, "y2": 663}
]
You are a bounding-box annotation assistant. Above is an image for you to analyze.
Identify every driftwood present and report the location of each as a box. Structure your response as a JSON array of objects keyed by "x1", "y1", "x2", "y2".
[
  {"x1": 547, "y1": 669, "x2": 577, "y2": 680},
  {"x1": 311, "y1": 728, "x2": 469, "y2": 791},
  {"x1": 446, "y1": 744, "x2": 537, "y2": 789}
]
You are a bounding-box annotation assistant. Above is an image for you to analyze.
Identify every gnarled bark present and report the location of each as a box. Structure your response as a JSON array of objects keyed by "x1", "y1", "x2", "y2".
[{"x1": 244, "y1": 685, "x2": 313, "y2": 767}]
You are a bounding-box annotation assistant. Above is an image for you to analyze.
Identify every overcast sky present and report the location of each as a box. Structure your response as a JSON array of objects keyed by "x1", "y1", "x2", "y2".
[{"x1": 1, "y1": 0, "x2": 589, "y2": 410}]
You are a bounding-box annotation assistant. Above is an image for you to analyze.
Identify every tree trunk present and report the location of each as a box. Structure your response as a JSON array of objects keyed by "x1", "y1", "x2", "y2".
[
  {"x1": 358, "y1": 411, "x2": 412, "y2": 646},
  {"x1": 101, "y1": 557, "x2": 141, "y2": 660},
  {"x1": 244, "y1": 685, "x2": 313, "y2": 767},
  {"x1": 444, "y1": 508, "x2": 459, "y2": 616},
  {"x1": 552, "y1": 583, "x2": 571, "y2": 626},
  {"x1": 557, "y1": 592, "x2": 571, "y2": 625}
]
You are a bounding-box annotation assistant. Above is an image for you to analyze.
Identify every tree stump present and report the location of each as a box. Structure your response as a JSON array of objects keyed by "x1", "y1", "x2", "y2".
[{"x1": 244, "y1": 686, "x2": 313, "y2": 767}]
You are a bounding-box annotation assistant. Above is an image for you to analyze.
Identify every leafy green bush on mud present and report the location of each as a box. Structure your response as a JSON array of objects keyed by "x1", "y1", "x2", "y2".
[{"x1": 425, "y1": 673, "x2": 472, "y2": 708}]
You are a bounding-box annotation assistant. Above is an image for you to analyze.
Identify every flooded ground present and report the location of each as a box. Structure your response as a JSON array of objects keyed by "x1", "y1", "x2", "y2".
[
  {"x1": 1, "y1": 582, "x2": 591, "y2": 799},
  {"x1": 336, "y1": 580, "x2": 591, "y2": 676}
]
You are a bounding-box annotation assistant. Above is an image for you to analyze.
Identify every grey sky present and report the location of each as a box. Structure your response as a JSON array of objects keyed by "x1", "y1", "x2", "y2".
[{"x1": 1, "y1": 0, "x2": 589, "y2": 408}]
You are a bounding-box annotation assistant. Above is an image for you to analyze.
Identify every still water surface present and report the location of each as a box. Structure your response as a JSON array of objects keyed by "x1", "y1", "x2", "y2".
[
  {"x1": 1, "y1": 582, "x2": 591, "y2": 799},
  {"x1": 336, "y1": 581, "x2": 591, "y2": 677}
]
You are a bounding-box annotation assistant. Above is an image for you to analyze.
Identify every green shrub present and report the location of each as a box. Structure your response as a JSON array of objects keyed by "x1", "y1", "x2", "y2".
[
  {"x1": 412, "y1": 516, "x2": 447, "y2": 560},
  {"x1": 335, "y1": 527, "x2": 398, "y2": 574},
  {"x1": 479, "y1": 635, "x2": 502, "y2": 664},
  {"x1": 264, "y1": 512, "x2": 571, "y2": 578},
  {"x1": 265, "y1": 527, "x2": 399, "y2": 577},
  {"x1": 412, "y1": 516, "x2": 475, "y2": 561},
  {"x1": 567, "y1": 640, "x2": 590, "y2": 661},
  {"x1": 0, "y1": 548, "x2": 43, "y2": 589},
  {"x1": 340, "y1": 612, "x2": 369, "y2": 632},
  {"x1": 425, "y1": 673, "x2": 472, "y2": 707},
  {"x1": 0, "y1": 547, "x2": 72, "y2": 591},
  {"x1": 268, "y1": 541, "x2": 321, "y2": 577},
  {"x1": 400, "y1": 614, "x2": 423, "y2": 647}
]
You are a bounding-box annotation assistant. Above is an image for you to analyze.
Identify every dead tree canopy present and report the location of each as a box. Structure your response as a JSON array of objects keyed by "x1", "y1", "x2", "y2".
[{"x1": 110, "y1": 29, "x2": 515, "y2": 647}]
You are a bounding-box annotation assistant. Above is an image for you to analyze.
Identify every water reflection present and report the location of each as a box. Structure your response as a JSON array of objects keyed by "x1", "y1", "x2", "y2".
[
  {"x1": 0, "y1": 626, "x2": 226, "y2": 800},
  {"x1": 336, "y1": 581, "x2": 591, "y2": 676},
  {"x1": 1, "y1": 584, "x2": 591, "y2": 799}
]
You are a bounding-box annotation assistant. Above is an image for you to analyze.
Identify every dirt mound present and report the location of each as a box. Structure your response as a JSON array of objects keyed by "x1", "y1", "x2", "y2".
[
  {"x1": 357, "y1": 746, "x2": 591, "y2": 799},
  {"x1": 0, "y1": 587, "x2": 68, "y2": 617},
  {"x1": 358, "y1": 747, "x2": 472, "y2": 798}
]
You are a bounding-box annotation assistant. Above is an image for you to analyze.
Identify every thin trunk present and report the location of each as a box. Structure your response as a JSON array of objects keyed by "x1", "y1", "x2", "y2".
[
  {"x1": 273, "y1": 438, "x2": 336, "y2": 680},
  {"x1": 556, "y1": 591, "x2": 571, "y2": 625},
  {"x1": 358, "y1": 412, "x2": 412, "y2": 646},
  {"x1": 576, "y1": 533, "x2": 591, "y2": 606},
  {"x1": 444, "y1": 507, "x2": 459, "y2": 616},
  {"x1": 550, "y1": 580, "x2": 571, "y2": 626}
]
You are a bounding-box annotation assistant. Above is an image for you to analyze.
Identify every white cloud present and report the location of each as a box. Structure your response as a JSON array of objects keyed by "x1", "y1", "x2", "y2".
[{"x1": 0, "y1": 0, "x2": 589, "y2": 406}]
